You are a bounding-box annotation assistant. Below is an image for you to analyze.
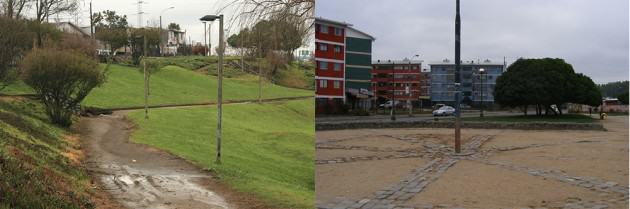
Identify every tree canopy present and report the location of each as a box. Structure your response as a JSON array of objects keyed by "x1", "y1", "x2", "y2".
[
  {"x1": 93, "y1": 10, "x2": 128, "y2": 53},
  {"x1": 167, "y1": 22, "x2": 180, "y2": 31},
  {"x1": 494, "y1": 58, "x2": 601, "y2": 116}
]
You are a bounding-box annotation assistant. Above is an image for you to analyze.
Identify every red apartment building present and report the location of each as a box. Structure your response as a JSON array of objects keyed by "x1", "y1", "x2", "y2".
[
  {"x1": 315, "y1": 18, "x2": 347, "y2": 114},
  {"x1": 371, "y1": 60, "x2": 428, "y2": 107}
]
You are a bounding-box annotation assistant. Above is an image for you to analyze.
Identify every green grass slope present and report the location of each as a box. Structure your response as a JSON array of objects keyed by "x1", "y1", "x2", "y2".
[
  {"x1": 0, "y1": 99, "x2": 95, "y2": 208},
  {"x1": 82, "y1": 64, "x2": 312, "y2": 109},
  {"x1": 126, "y1": 99, "x2": 315, "y2": 209}
]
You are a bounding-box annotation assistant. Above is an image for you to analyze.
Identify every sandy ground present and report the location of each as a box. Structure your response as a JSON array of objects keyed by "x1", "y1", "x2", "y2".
[
  {"x1": 315, "y1": 116, "x2": 629, "y2": 208},
  {"x1": 316, "y1": 158, "x2": 427, "y2": 205},
  {"x1": 409, "y1": 160, "x2": 624, "y2": 209},
  {"x1": 79, "y1": 113, "x2": 271, "y2": 209}
]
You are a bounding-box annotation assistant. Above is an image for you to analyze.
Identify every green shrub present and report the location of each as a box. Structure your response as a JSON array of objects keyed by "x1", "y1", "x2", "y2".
[{"x1": 20, "y1": 49, "x2": 104, "y2": 126}]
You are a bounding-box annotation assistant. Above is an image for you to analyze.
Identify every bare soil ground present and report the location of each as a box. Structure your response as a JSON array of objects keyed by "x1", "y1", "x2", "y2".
[
  {"x1": 316, "y1": 116, "x2": 629, "y2": 209},
  {"x1": 79, "y1": 112, "x2": 270, "y2": 209}
]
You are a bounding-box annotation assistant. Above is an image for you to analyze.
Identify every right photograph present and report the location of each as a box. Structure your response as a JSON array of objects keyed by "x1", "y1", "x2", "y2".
[{"x1": 314, "y1": 0, "x2": 630, "y2": 209}]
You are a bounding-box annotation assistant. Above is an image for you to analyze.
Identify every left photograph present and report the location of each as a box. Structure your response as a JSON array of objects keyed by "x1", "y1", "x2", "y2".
[{"x1": 0, "y1": 0, "x2": 315, "y2": 209}]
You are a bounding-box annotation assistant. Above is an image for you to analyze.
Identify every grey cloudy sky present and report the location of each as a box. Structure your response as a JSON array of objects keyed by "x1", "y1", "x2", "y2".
[{"x1": 315, "y1": 0, "x2": 629, "y2": 84}]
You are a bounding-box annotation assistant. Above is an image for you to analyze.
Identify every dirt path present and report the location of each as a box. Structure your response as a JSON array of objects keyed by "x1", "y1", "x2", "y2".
[{"x1": 80, "y1": 112, "x2": 231, "y2": 209}]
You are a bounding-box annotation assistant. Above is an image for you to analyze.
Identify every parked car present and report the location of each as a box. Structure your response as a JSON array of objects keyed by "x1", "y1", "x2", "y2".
[
  {"x1": 433, "y1": 106, "x2": 456, "y2": 116},
  {"x1": 379, "y1": 100, "x2": 401, "y2": 109}
]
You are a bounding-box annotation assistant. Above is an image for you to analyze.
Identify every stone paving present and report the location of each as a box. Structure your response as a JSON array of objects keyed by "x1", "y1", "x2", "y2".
[{"x1": 317, "y1": 132, "x2": 629, "y2": 209}]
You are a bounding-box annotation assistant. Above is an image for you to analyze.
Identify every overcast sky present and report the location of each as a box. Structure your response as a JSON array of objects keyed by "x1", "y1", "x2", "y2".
[{"x1": 316, "y1": 0, "x2": 629, "y2": 84}]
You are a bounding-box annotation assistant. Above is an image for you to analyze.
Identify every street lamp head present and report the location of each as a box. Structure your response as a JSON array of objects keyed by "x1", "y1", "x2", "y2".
[
  {"x1": 479, "y1": 68, "x2": 485, "y2": 73},
  {"x1": 200, "y1": 15, "x2": 222, "y2": 22}
]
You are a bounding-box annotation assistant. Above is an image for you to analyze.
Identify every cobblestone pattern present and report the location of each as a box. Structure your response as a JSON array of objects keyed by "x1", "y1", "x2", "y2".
[
  {"x1": 478, "y1": 159, "x2": 629, "y2": 197},
  {"x1": 320, "y1": 136, "x2": 493, "y2": 209},
  {"x1": 317, "y1": 134, "x2": 625, "y2": 209}
]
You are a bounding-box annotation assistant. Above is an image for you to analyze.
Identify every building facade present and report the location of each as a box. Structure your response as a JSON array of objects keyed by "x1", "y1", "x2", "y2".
[
  {"x1": 315, "y1": 17, "x2": 375, "y2": 114},
  {"x1": 371, "y1": 60, "x2": 424, "y2": 107},
  {"x1": 429, "y1": 59, "x2": 504, "y2": 106},
  {"x1": 344, "y1": 27, "x2": 375, "y2": 111}
]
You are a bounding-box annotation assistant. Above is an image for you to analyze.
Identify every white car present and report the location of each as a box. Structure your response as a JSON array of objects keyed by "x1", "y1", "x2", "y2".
[
  {"x1": 379, "y1": 101, "x2": 400, "y2": 109},
  {"x1": 433, "y1": 106, "x2": 456, "y2": 116}
]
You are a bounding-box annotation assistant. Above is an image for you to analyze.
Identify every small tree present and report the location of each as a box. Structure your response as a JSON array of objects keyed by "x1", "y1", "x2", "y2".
[{"x1": 20, "y1": 49, "x2": 104, "y2": 126}]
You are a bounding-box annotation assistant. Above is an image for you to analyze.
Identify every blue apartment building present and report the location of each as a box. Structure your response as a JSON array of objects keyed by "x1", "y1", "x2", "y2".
[{"x1": 429, "y1": 59, "x2": 504, "y2": 106}]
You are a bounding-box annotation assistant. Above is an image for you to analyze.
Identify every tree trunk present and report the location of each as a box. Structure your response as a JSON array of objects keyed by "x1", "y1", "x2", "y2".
[{"x1": 523, "y1": 105, "x2": 528, "y2": 116}]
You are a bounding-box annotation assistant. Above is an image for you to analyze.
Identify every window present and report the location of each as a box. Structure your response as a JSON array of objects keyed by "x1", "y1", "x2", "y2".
[
  {"x1": 319, "y1": 80, "x2": 327, "y2": 88},
  {"x1": 334, "y1": 45, "x2": 342, "y2": 53},
  {"x1": 320, "y1": 25, "x2": 328, "y2": 34},
  {"x1": 333, "y1": 80, "x2": 340, "y2": 89},
  {"x1": 319, "y1": 43, "x2": 328, "y2": 51},
  {"x1": 319, "y1": 61, "x2": 328, "y2": 70},
  {"x1": 334, "y1": 28, "x2": 342, "y2": 36},
  {"x1": 333, "y1": 63, "x2": 342, "y2": 71}
]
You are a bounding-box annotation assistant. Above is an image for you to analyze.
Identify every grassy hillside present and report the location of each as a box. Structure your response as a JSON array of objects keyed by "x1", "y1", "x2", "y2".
[
  {"x1": 0, "y1": 98, "x2": 95, "y2": 208},
  {"x1": 126, "y1": 99, "x2": 315, "y2": 209},
  {"x1": 82, "y1": 64, "x2": 311, "y2": 109}
]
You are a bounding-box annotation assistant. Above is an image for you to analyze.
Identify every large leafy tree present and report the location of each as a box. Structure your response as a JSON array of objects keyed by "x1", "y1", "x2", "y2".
[
  {"x1": 495, "y1": 58, "x2": 600, "y2": 116},
  {"x1": 93, "y1": 10, "x2": 128, "y2": 54}
]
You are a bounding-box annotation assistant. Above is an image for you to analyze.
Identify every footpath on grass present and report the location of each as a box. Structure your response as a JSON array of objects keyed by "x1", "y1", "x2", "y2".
[{"x1": 81, "y1": 98, "x2": 314, "y2": 209}]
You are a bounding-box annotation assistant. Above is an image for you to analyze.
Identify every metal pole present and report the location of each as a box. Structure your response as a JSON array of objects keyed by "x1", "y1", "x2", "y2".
[
  {"x1": 408, "y1": 61, "x2": 413, "y2": 117},
  {"x1": 454, "y1": 0, "x2": 462, "y2": 153},
  {"x1": 390, "y1": 60, "x2": 396, "y2": 121},
  {"x1": 159, "y1": 16, "x2": 162, "y2": 56},
  {"x1": 216, "y1": 15, "x2": 224, "y2": 164},
  {"x1": 89, "y1": 1, "x2": 93, "y2": 38},
  {"x1": 143, "y1": 35, "x2": 148, "y2": 119},
  {"x1": 479, "y1": 71, "x2": 485, "y2": 118}
]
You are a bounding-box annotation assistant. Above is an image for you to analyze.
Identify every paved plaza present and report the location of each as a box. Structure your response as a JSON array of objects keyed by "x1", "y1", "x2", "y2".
[{"x1": 316, "y1": 116, "x2": 629, "y2": 209}]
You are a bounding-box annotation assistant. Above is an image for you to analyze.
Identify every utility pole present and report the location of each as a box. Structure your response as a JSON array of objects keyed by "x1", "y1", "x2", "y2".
[
  {"x1": 89, "y1": 1, "x2": 93, "y2": 39},
  {"x1": 454, "y1": 0, "x2": 462, "y2": 153},
  {"x1": 216, "y1": 15, "x2": 224, "y2": 164},
  {"x1": 258, "y1": 41, "x2": 263, "y2": 103},
  {"x1": 208, "y1": 23, "x2": 212, "y2": 57},
  {"x1": 143, "y1": 35, "x2": 149, "y2": 119}
]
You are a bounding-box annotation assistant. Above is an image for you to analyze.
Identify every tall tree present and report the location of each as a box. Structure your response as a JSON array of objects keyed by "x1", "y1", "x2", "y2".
[
  {"x1": 93, "y1": 10, "x2": 128, "y2": 54},
  {"x1": 0, "y1": 17, "x2": 31, "y2": 90}
]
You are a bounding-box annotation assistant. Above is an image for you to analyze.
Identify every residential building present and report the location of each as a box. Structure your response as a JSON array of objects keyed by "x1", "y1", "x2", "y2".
[
  {"x1": 54, "y1": 22, "x2": 90, "y2": 38},
  {"x1": 314, "y1": 17, "x2": 348, "y2": 114},
  {"x1": 314, "y1": 17, "x2": 374, "y2": 114},
  {"x1": 371, "y1": 60, "x2": 424, "y2": 107},
  {"x1": 161, "y1": 28, "x2": 187, "y2": 55},
  {"x1": 429, "y1": 59, "x2": 504, "y2": 106},
  {"x1": 344, "y1": 27, "x2": 375, "y2": 111}
]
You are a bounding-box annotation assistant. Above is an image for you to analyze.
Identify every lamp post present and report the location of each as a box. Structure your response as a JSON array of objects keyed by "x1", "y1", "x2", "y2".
[
  {"x1": 159, "y1": 6, "x2": 174, "y2": 56},
  {"x1": 200, "y1": 14, "x2": 224, "y2": 164},
  {"x1": 408, "y1": 54, "x2": 420, "y2": 117},
  {"x1": 390, "y1": 60, "x2": 396, "y2": 121},
  {"x1": 454, "y1": 0, "x2": 462, "y2": 153},
  {"x1": 479, "y1": 68, "x2": 485, "y2": 117}
]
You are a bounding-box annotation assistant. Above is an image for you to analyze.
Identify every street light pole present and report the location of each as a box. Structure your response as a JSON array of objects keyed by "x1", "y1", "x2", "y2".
[
  {"x1": 390, "y1": 60, "x2": 396, "y2": 121},
  {"x1": 479, "y1": 68, "x2": 485, "y2": 118},
  {"x1": 454, "y1": 0, "x2": 462, "y2": 153},
  {"x1": 200, "y1": 14, "x2": 224, "y2": 164}
]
